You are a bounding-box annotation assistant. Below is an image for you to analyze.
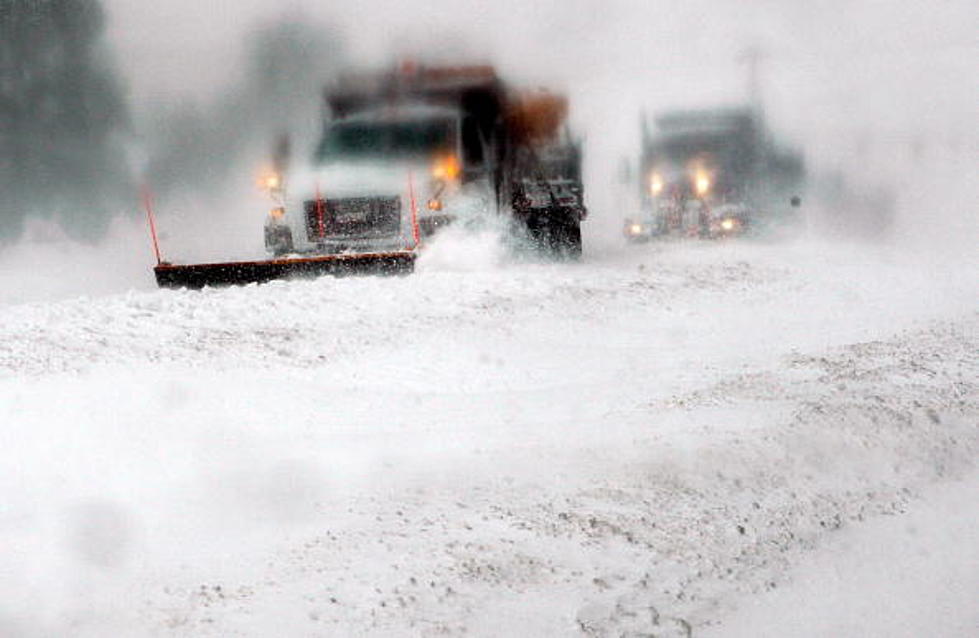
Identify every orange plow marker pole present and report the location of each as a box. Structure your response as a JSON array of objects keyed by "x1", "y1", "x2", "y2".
[
  {"x1": 315, "y1": 182, "x2": 326, "y2": 240},
  {"x1": 142, "y1": 185, "x2": 162, "y2": 266},
  {"x1": 408, "y1": 171, "x2": 421, "y2": 248}
]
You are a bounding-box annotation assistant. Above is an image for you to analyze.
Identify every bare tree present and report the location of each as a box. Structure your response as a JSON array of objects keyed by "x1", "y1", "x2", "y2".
[{"x1": 0, "y1": 0, "x2": 132, "y2": 241}]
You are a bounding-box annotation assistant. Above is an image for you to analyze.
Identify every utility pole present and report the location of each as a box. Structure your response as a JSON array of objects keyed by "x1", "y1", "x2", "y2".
[
  {"x1": 736, "y1": 44, "x2": 770, "y2": 206},
  {"x1": 737, "y1": 44, "x2": 768, "y2": 116}
]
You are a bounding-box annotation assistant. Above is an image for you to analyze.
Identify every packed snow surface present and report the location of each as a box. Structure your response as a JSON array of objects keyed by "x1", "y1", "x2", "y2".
[
  {"x1": 1, "y1": 237, "x2": 976, "y2": 636},
  {"x1": 704, "y1": 470, "x2": 979, "y2": 638}
]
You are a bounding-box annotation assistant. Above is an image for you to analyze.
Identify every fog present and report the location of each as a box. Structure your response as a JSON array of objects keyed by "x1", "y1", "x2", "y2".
[
  {"x1": 0, "y1": 0, "x2": 133, "y2": 243},
  {"x1": 0, "y1": 0, "x2": 974, "y2": 303},
  {"x1": 1, "y1": 4, "x2": 977, "y2": 635}
]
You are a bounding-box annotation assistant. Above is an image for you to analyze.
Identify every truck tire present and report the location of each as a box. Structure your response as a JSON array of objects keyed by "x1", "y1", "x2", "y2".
[
  {"x1": 265, "y1": 226, "x2": 294, "y2": 257},
  {"x1": 565, "y1": 220, "x2": 582, "y2": 259},
  {"x1": 523, "y1": 213, "x2": 548, "y2": 251},
  {"x1": 552, "y1": 217, "x2": 582, "y2": 260}
]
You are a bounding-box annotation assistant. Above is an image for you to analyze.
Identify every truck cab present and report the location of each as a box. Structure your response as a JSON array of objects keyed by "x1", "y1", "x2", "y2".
[{"x1": 265, "y1": 102, "x2": 495, "y2": 256}]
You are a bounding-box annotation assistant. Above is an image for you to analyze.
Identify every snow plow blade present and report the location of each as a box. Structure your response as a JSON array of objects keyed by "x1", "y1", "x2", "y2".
[{"x1": 154, "y1": 251, "x2": 416, "y2": 290}]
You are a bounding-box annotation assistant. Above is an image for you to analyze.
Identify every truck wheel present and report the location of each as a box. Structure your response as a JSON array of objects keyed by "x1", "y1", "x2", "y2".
[
  {"x1": 524, "y1": 214, "x2": 549, "y2": 251},
  {"x1": 564, "y1": 221, "x2": 582, "y2": 259},
  {"x1": 265, "y1": 226, "x2": 294, "y2": 256},
  {"x1": 552, "y1": 219, "x2": 582, "y2": 260}
]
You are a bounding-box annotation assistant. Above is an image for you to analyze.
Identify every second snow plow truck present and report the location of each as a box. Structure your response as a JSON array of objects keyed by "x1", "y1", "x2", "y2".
[
  {"x1": 155, "y1": 64, "x2": 586, "y2": 289},
  {"x1": 624, "y1": 107, "x2": 804, "y2": 241}
]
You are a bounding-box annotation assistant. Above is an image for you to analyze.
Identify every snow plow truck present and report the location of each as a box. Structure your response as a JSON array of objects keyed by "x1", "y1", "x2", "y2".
[
  {"x1": 154, "y1": 64, "x2": 586, "y2": 289},
  {"x1": 624, "y1": 107, "x2": 803, "y2": 241}
]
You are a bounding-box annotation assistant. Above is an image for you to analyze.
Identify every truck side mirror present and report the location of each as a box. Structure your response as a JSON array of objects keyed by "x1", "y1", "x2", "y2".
[{"x1": 790, "y1": 196, "x2": 802, "y2": 208}]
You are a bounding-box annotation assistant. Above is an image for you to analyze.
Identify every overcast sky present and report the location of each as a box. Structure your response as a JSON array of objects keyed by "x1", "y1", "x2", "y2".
[{"x1": 105, "y1": 0, "x2": 977, "y2": 188}]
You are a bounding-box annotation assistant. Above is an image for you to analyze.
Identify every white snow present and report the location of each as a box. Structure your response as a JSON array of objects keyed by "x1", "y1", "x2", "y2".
[
  {"x1": 0, "y1": 234, "x2": 976, "y2": 636},
  {"x1": 703, "y1": 471, "x2": 979, "y2": 638}
]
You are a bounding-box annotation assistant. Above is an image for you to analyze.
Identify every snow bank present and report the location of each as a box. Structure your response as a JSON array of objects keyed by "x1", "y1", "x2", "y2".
[
  {"x1": 0, "y1": 216, "x2": 156, "y2": 306},
  {"x1": 0, "y1": 240, "x2": 976, "y2": 636},
  {"x1": 704, "y1": 472, "x2": 979, "y2": 638}
]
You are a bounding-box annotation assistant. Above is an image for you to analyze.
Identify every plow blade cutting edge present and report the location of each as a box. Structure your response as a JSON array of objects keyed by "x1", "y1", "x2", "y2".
[{"x1": 153, "y1": 251, "x2": 416, "y2": 289}]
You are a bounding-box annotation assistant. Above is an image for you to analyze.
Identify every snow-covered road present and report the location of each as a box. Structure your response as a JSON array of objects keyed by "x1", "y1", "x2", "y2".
[{"x1": 1, "y1": 236, "x2": 976, "y2": 636}]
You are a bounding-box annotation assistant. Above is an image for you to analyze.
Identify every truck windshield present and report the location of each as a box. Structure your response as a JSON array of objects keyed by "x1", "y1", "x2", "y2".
[{"x1": 317, "y1": 118, "x2": 455, "y2": 161}]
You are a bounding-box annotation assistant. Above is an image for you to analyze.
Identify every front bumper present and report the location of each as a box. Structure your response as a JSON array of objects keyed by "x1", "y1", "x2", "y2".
[{"x1": 708, "y1": 217, "x2": 748, "y2": 238}]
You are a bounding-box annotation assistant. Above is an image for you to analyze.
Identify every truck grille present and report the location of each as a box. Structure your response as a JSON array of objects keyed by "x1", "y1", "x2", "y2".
[{"x1": 304, "y1": 196, "x2": 401, "y2": 240}]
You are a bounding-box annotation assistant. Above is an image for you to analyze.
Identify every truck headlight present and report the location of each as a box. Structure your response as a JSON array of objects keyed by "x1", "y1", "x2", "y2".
[
  {"x1": 650, "y1": 173, "x2": 664, "y2": 196},
  {"x1": 629, "y1": 223, "x2": 643, "y2": 235},
  {"x1": 432, "y1": 154, "x2": 461, "y2": 180},
  {"x1": 720, "y1": 218, "x2": 735, "y2": 231},
  {"x1": 259, "y1": 172, "x2": 282, "y2": 192},
  {"x1": 695, "y1": 172, "x2": 711, "y2": 197}
]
